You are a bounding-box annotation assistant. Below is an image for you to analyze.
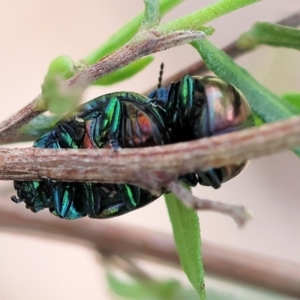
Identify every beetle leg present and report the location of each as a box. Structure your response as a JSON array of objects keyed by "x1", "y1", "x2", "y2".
[
  {"x1": 11, "y1": 180, "x2": 23, "y2": 203},
  {"x1": 179, "y1": 173, "x2": 198, "y2": 187},
  {"x1": 79, "y1": 182, "x2": 102, "y2": 218},
  {"x1": 83, "y1": 183, "x2": 121, "y2": 218},
  {"x1": 55, "y1": 122, "x2": 83, "y2": 149},
  {"x1": 100, "y1": 97, "x2": 122, "y2": 150},
  {"x1": 41, "y1": 178, "x2": 73, "y2": 218},
  {"x1": 11, "y1": 195, "x2": 22, "y2": 203},
  {"x1": 108, "y1": 115, "x2": 122, "y2": 151},
  {"x1": 109, "y1": 139, "x2": 121, "y2": 151},
  {"x1": 85, "y1": 184, "x2": 142, "y2": 218},
  {"x1": 33, "y1": 131, "x2": 61, "y2": 149},
  {"x1": 121, "y1": 184, "x2": 140, "y2": 209},
  {"x1": 196, "y1": 169, "x2": 222, "y2": 189},
  {"x1": 12, "y1": 179, "x2": 51, "y2": 213},
  {"x1": 51, "y1": 182, "x2": 87, "y2": 219}
]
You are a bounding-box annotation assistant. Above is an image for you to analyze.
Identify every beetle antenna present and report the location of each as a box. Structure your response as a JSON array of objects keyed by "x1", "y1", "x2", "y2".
[{"x1": 158, "y1": 63, "x2": 164, "y2": 89}]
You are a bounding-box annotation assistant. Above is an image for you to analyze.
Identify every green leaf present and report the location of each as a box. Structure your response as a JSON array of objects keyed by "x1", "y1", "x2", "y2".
[
  {"x1": 192, "y1": 39, "x2": 300, "y2": 156},
  {"x1": 165, "y1": 190, "x2": 205, "y2": 299},
  {"x1": 41, "y1": 55, "x2": 85, "y2": 114},
  {"x1": 93, "y1": 56, "x2": 153, "y2": 86},
  {"x1": 41, "y1": 75, "x2": 83, "y2": 115},
  {"x1": 47, "y1": 55, "x2": 75, "y2": 80},
  {"x1": 106, "y1": 271, "x2": 199, "y2": 300},
  {"x1": 282, "y1": 93, "x2": 300, "y2": 112},
  {"x1": 160, "y1": 0, "x2": 260, "y2": 33},
  {"x1": 106, "y1": 271, "x2": 145, "y2": 299},
  {"x1": 84, "y1": 0, "x2": 183, "y2": 65},
  {"x1": 237, "y1": 22, "x2": 300, "y2": 51},
  {"x1": 253, "y1": 114, "x2": 264, "y2": 126}
]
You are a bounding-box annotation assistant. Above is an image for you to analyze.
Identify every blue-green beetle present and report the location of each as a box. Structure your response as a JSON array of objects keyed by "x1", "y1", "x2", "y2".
[{"x1": 12, "y1": 76, "x2": 254, "y2": 219}]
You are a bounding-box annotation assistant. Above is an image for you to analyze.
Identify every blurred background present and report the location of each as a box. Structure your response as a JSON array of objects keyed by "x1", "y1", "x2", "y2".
[{"x1": 0, "y1": 0, "x2": 300, "y2": 299}]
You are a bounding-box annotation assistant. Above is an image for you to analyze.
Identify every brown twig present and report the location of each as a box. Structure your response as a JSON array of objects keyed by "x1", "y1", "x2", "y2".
[
  {"x1": 0, "y1": 96, "x2": 45, "y2": 142},
  {"x1": 0, "y1": 30, "x2": 205, "y2": 143},
  {"x1": 167, "y1": 181, "x2": 251, "y2": 227},
  {"x1": 1, "y1": 207, "x2": 300, "y2": 298},
  {"x1": 145, "y1": 10, "x2": 300, "y2": 93},
  {"x1": 66, "y1": 30, "x2": 206, "y2": 87},
  {"x1": 1, "y1": 115, "x2": 300, "y2": 187}
]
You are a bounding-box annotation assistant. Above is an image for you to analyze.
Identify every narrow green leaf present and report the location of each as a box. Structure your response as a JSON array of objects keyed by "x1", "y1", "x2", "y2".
[
  {"x1": 106, "y1": 271, "x2": 199, "y2": 300},
  {"x1": 192, "y1": 40, "x2": 297, "y2": 121},
  {"x1": 84, "y1": 0, "x2": 183, "y2": 65},
  {"x1": 160, "y1": 0, "x2": 260, "y2": 33},
  {"x1": 282, "y1": 93, "x2": 300, "y2": 112},
  {"x1": 165, "y1": 191, "x2": 205, "y2": 299},
  {"x1": 192, "y1": 39, "x2": 300, "y2": 156},
  {"x1": 237, "y1": 22, "x2": 300, "y2": 51},
  {"x1": 93, "y1": 56, "x2": 153, "y2": 86}
]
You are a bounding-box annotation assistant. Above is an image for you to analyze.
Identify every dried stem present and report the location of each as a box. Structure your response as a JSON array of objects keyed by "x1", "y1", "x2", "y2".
[
  {"x1": 167, "y1": 181, "x2": 251, "y2": 227},
  {"x1": 1, "y1": 115, "x2": 300, "y2": 189},
  {"x1": 66, "y1": 30, "x2": 205, "y2": 87},
  {"x1": 1, "y1": 207, "x2": 300, "y2": 298}
]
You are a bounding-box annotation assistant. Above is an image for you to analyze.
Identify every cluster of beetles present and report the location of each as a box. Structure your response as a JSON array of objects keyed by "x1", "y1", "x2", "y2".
[{"x1": 11, "y1": 72, "x2": 254, "y2": 220}]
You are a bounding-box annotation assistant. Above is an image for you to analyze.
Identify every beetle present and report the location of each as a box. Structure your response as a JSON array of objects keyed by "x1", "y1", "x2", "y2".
[
  {"x1": 11, "y1": 76, "x2": 254, "y2": 219},
  {"x1": 12, "y1": 92, "x2": 170, "y2": 219},
  {"x1": 148, "y1": 75, "x2": 253, "y2": 188}
]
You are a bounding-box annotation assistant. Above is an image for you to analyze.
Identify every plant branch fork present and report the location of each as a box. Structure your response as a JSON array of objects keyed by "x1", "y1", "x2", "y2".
[{"x1": 167, "y1": 181, "x2": 251, "y2": 227}]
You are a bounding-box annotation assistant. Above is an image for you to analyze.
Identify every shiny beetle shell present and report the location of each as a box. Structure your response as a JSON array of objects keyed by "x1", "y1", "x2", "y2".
[
  {"x1": 196, "y1": 77, "x2": 253, "y2": 136},
  {"x1": 192, "y1": 76, "x2": 253, "y2": 185},
  {"x1": 148, "y1": 75, "x2": 254, "y2": 188}
]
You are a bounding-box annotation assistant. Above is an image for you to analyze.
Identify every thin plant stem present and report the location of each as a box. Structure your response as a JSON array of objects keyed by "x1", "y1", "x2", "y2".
[
  {"x1": 167, "y1": 181, "x2": 251, "y2": 227},
  {"x1": 1, "y1": 115, "x2": 300, "y2": 187}
]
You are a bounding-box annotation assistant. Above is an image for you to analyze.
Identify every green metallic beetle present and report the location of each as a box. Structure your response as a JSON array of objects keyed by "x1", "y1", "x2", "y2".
[{"x1": 12, "y1": 76, "x2": 254, "y2": 219}]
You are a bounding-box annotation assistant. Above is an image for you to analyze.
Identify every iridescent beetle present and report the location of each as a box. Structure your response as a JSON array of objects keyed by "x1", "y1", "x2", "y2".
[
  {"x1": 12, "y1": 92, "x2": 171, "y2": 219},
  {"x1": 11, "y1": 75, "x2": 254, "y2": 219}
]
